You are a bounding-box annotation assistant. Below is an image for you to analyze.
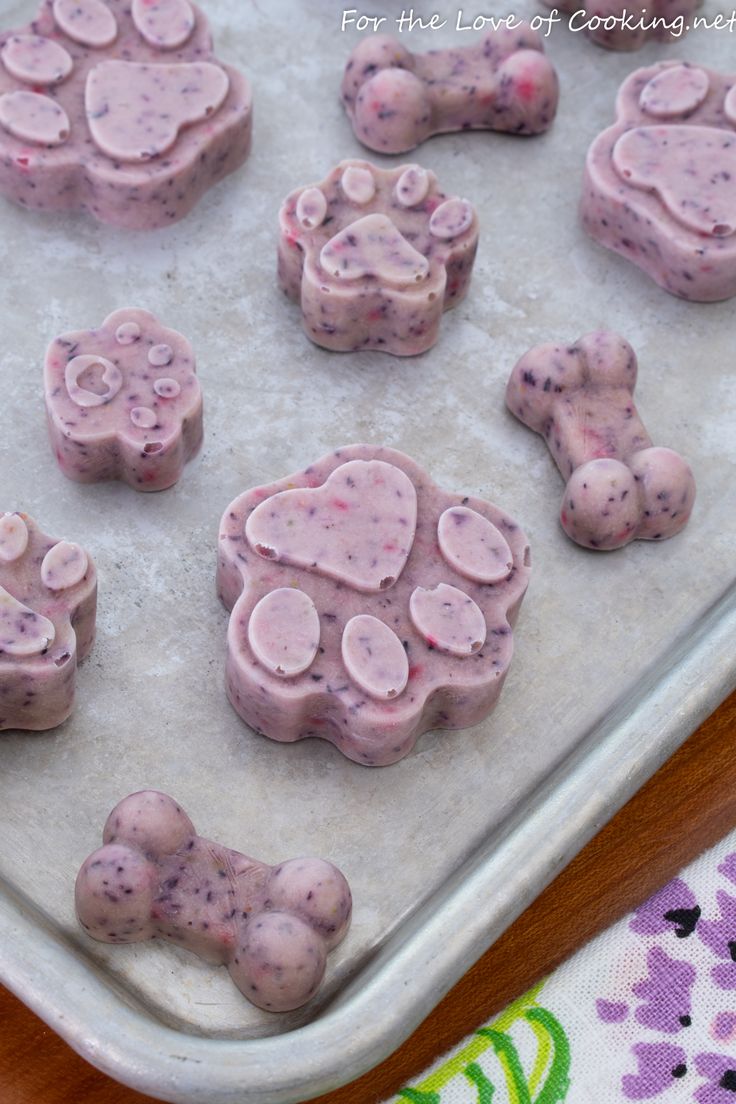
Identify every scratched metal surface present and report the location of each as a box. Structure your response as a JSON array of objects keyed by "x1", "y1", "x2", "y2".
[{"x1": 0, "y1": 0, "x2": 734, "y2": 1100}]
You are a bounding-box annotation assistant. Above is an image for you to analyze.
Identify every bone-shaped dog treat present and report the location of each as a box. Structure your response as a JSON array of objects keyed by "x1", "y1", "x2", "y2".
[
  {"x1": 0, "y1": 0, "x2": 252, "y2": 229},
  {"x1": 75, "y1": 790, "x2": 352, "y2": 1012},
  {"x1": 279, "y1": 160, "x2": 479, "y2": 356},
  {"x1": 0, "y1": 512, "x2": 96, "y2": 730},
  {"x1": 581, "y1": 62, "x2": 736, "y2": 301},
  {"x1": 541, "y1": 0, "x2": 701, "y2": 50},
  {"x1": 341, "y1": 27, "x2": 558, "y2": 154},
  {"x1": 45, "y1": 309, "x2": 203, "y2": 492},
  {"x1": 506, "y1": 331, "x2": 696, "y2": 550},
  {"x1": 218, "y1": 445, "x2": 531, "y2": 766}
]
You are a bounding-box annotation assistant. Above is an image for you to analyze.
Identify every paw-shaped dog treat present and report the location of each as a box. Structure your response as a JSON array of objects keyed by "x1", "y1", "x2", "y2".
[
  {"x1": 278, "y1": 160, "x2": 479, "y2": 356},
  {"x1": 0, "y1": 0, "x2": 252, "y2": 229},
  {"x1": 542, "y1": 0, "x2": 701, "y2": 50},
  {"x1": 0, "y1": 512, "x2": 96, "y2": 730},
  {"x1": 75, "y1": 790, "x2": 352, "y2": 1012},
  {"x1": 217, "y1": 445, "x2": 530, "y2": 766},
  {"x1": 506, "y1": 331, "x2": 696, "y2": 550},
  {"x1": 341, "y1": 27, "x2": 558, "y2": 154},
  {"x1": 45, "y1": 308, "x2": 203, "y2": 492},
  {"x1": 581, "y1": 62, "x2": 736, "y2": 301}
]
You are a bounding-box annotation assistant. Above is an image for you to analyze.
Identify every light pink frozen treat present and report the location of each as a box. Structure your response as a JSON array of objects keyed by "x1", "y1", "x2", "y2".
[
  {"x1": 279, "y1": 160, "x2": 479, "y2": 356},
  {"x1": 0, "y1": 0, "x2": 252, "y2": 229},
  {"x1": 341, "y1": 27, "x2": 558, "y2": 155},
  {"x1": 506, "y1": 331, "x2": 696, "y2": 550},
  {"x1": 76, "y1": 790, "x2": 352, "y2": 1012},
  {"x1": 217, "y1": 445, "x2": 531, "y2": 766},
  {"x1": 542, "y1": 0, "x2": 701, "y2": 50},
  {"x1": 0, "y1": 512, "x2": 96, "y2": 730},
  {"x1": 581, "y1": 62, "x2": 736, "y2": 301},
  {"x1": 45, "y1": 308, "x2": 203, "y2": 492}
]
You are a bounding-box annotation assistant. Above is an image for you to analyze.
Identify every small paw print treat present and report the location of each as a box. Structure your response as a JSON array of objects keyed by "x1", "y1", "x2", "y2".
[
  {"x1": 279, "y1": 160, "x2": 479, "y2": 356},
  {"x1": 542, "y1": 0, "x2": 701, "y2": 50},
  {"x1": 341, "y1": 27, "x2": 558, "y2": 154},
  {"x1": 45, "y1": 308, "x2": 203, "y2": 492},
  {"x1": 0, "y1": 512, "x2": 96, "y2": 730},
  {"x1": 582, "y1": 62, "x2": 736, "y2": 301},
  {"x1": 506, "y1": 331, "x2": 696, "y2": 550},
  {"x1": 75, "y1": 790, "x2": 352, "y2": 1012},
  {"x1": 217, "y1": 445, "x2": 531, "y2": 766},
  {"x1": 0, "y1": 0, "x2": 252, "y2": 229}
]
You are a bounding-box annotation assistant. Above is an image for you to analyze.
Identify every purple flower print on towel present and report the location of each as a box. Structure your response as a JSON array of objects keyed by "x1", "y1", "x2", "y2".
[
  {"x1": 694, "y1": 1052, "x2": 736, "y2": 1103},
  {"x1": 719, "y1": 853, "x2": 736, "y2": 888},
  {"x1": 597, "y1": 998, "x2": 629, "y2": 1022},
  {"x1": 633, "y1": 947, "x2": 696, "y2": 1032},
  {"x1": 622, "y1": 1043, "x2": 688, "y2": 1099},
  {"x1": 631, "y1": 878, "x2": 701, "y2": 938},
  {"x1": 698, "y1": 891, "x2": 736, "y2": 990}
]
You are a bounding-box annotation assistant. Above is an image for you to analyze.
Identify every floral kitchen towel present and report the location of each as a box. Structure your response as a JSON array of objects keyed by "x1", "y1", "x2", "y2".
[{"x1": 387, "y1": 829, "x2": 736, "y2": 1103}]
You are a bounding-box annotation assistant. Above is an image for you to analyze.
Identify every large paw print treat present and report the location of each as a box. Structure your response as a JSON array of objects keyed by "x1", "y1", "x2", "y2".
[
  {"x1": 45, "y1": 308, "x2": 203, "y2": 491},
  {"x1": 506, "y1": 331, "x2": 696, "y2": 550},
  {"x1": 0, "y1": 512, "x2": 96, "y2": 730},
  {"x1": 217, "y1": 445, "x2": 531, "y2": 766},
  {"x1": 0, "y1": 0, "x2": 252, "y2": 229},
  {"x1": 75, "y1": 790, "x2": 352, "y2": 1012},
  {"x1": 582, "y1": 62, "x2": 736, "y2": 301},
  {"x1": 279, "y1": 160, "x2": 479, "y2": 356},
  {"x1": 542, "y1": 0, "x2": 701, "y2": 50},
  {"x1": 341, "y1": 27, "x2": 558, "y2": 154}
]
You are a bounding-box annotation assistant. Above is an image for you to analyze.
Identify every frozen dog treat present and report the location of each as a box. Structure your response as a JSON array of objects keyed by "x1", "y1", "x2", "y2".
[
  {"x1": 0, "y1": 0, "x2": 252, "y2": 229},
  {"x1": 542, "y1": 0, "x2": 701, "y2": 50},
  {"x1": 341, "y1": 27, "x2": 558, "y2": 154},
  {"x1": 45, "y1": 308, "x2": 203, "y2": 491},
  {"x1": 581, "y1": 62, "x2": 736, "y2": 301},
  {"x1": 75, "y1": 790, "x2": 352, "y2": 1012},
  {"x1": 279, "y1": 160, "x2": 479, "y2": 356},
  {"x1": 0, "y1": 512, "x2": 96, "y2": 730},
  {"x1": 217, "y1": 445, "x2": 531, "y2": 766},
  {"x1": 506, "y1": 331, "x2": 696, "y2": 550}
]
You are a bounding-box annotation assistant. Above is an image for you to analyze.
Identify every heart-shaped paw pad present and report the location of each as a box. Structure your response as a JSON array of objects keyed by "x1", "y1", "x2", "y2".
[
  {"x1": 0, "y1": 0, "x2": 252, "y2": 228},
  {"x1": 0, "y1": 513, "x2": 96, "y2": 731},
  {"x1": 582, "y1": 62, "x2": 736, "y2": 301},
  {"x1": 218, "y1": 445, "x2": 531, "y2": 766}
]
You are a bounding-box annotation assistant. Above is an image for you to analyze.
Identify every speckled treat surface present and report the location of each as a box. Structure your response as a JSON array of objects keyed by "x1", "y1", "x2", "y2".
[
  {"x1": 506, "y1": 331, "x2": 696, "y2": 550},
  {"x1": 0, "y1": 0, "x2": 252, "y2": 228},
  {"x1": 341, "y1": 26, "x2": 558, "y2": 154},
  {"x1": 279, "y1": 159, "x2": 479, "y2": 356},
  {"x1": 0, "y1": 512, "x2": 96, "y2": 730},
  {"x1": 45, "y1": 308, "x2": 203, "y2": 491},
  {"x1": 76, "y1": 790, "x2": 352, "y2": 1012},
  {"x1": 218, "y1": 445, "x2": 530, "y2": 766},
  {"x1": 581, "y1": 62, "x2": 736, "y2": 301}
]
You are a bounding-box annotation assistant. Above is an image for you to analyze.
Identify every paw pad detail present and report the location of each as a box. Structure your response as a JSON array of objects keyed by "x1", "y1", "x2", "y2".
[
  {"x1": 0, "y1": 0, "x2": 252, "y2": 228},
  {"x1": 75, "y1": 790, "x2": 352, "y2": 1013},
  {"x1": 0, "y1": 513, "x2": 96, "y2": 730},
  {"x1": 581, "y1": 62, "x2": 736, "y2": 301},
  {"x1": 218, "y1": 445, "x2": 531, "y2": 766},
  {"x1": 341, "y1": 27, "x2": 558, "y2": 154},
  {"x1": 279, "y1": 160, "x2": 479, "y2": 356},
  {"x1": 45, "y1": 308, "x2": 203, "y2": 492},
  {"x1": 506, "y1": 331, "x2": 696, "y2": 550}
]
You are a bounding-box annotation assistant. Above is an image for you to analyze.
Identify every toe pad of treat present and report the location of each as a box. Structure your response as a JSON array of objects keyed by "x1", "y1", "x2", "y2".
[
  {"x1": 75, "y1": 790, "x2": 352, "y2": 1012},
  {"x1": 0, "y1": 513, "x2": 96, "y2": 730},
  {"x1": 217, "y1": 444, "x2": 531, "y2": 766},
  {"x1": 581, "y1": 62, "x2": 736, "y2": 301},
  {"x1": 341, "y1": 27, "x2": 558, "y2": 154},
  {"x1": 506, "y1": 330, "x2": 696, "y2": 549},
  {"x1": 44, "y1": 308, "x2": 203, "y2": 492},
  {"x1": 0, "y1": 0, "x2": 252, "y2": 229},
  {"x1": 278, "y1": 160, "x2": 479, "y2": 356}
]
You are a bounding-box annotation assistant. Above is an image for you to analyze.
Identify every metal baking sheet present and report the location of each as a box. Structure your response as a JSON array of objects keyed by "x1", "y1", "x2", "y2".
[{"x1": 1, "y1": 0, "x2": 735, "y2": 1100}]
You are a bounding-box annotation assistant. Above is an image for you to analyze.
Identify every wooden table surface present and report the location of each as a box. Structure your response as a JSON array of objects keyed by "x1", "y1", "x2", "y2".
[{"x1": 2, "y1": 690, "x2": 735, "y2": 1104}]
